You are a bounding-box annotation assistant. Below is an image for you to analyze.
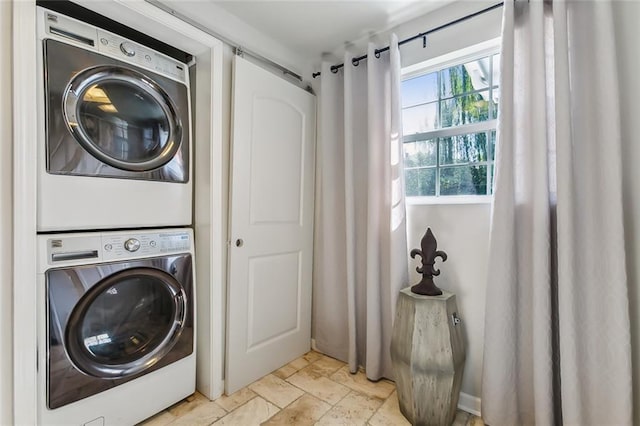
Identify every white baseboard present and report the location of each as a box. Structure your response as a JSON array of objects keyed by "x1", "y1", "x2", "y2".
[
  {"x1": 457, "y1": 392, "x2": 481, "y2": 417},
  {"x1": 311, "y1": 338, "x2": 318, "y2": 352}
]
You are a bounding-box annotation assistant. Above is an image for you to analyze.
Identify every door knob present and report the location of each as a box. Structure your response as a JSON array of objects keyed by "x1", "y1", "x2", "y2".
[{"x1": 235, "y1": 239, "x2": 244, "y2": 247}]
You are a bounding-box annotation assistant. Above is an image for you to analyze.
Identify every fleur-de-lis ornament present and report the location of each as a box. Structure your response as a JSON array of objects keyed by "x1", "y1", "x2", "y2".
[{"x1": 410, "y1": 228, "x2": 448, "y2": 296}]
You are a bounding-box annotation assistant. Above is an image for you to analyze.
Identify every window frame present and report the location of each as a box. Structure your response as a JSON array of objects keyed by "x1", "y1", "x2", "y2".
[{"x1": 402, "y1": 38, "x2": 501, "y2": 204}]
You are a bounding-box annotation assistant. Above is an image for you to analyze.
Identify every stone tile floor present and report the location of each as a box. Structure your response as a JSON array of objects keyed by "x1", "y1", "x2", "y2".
[{"x1": 140, "y1": 351, "x2": 484, "y2": 425}]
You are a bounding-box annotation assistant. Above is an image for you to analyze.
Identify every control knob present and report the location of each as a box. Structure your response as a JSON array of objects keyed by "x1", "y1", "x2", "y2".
[
  {"x1": 124, "y1": 238, "x2": 140, "y2": 252},
  {"x1": 119, "y1": 42, "x2": 136, "y2": 57}
]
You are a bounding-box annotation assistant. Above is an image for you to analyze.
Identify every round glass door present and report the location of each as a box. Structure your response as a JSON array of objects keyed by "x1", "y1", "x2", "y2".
[
  {"x1": 65, "y1": 267, "x2": 187, "y2": 378},
  {"x1": 63, "y1": 65, "x2": 183, "y2": 172}
]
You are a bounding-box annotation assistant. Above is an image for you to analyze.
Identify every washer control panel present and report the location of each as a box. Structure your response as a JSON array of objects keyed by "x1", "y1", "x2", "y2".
[
  {"x1": 46, "y1": 229, "x2": 192, "y2": 266},
  {"x1": 102, "y1": 231, "x2": 191, "y2": 261}
]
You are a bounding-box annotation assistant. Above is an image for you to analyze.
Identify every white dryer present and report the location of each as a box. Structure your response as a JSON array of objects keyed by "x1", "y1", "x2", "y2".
[
  {"x1": 37, "y1": 7, "x2": 193, "y2": 231},
  {"x1": 37, "y1": 228, "x2": 196, "y2": 425}
]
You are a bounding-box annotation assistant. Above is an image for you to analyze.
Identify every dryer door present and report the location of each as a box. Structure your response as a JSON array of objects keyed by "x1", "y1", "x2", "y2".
[
  {"x1": 64, "y1": 267, "x2": 187, "y2": 378},
  {"x1": 63, "y1": 65, "x2": 183, "y2": 172}
]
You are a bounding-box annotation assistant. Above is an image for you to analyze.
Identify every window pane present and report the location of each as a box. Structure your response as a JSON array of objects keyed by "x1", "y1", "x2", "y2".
[
  {"x1": 440, "y1": 165, "x2": 487, "y2": 195},
  {"x1": 440, "y1": 65, "x2": 464, "y2": 98},
  {"x1": 402, "y1": 72, "x2": 438, "y2": 107},
  {"x1": 440, "y1": 91, "x2": 490, "y2": 127},
  {"x1": 405, "y1": 167, "x2": 436, "y2": 196},
  {"x1": 464, "y1": 57, "x2": 492, "y2": 90},
  {"x1": 441, "y1": 56, "x2": 491, "y2": 97},
  {"x1": 402, "y1": 102, "x2": 438, "y2": 134},
  {"x1": 404, "y1": 139, "x2": 437, "y2": 167},
  {"x1": 439, "y1": 132, "x2": 488, "y2": 165},
  {"x1": 401, "y1": 49, "x2": 499, "y2": 198}
]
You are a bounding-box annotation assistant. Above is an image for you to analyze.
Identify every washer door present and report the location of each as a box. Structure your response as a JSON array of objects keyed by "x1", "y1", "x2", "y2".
[
  {"x1": 64, "y1": 267, "x2": 187, "y2": 378},
  {"x1": 62, "y1": 65, "x2": 183, "y2": 172}
]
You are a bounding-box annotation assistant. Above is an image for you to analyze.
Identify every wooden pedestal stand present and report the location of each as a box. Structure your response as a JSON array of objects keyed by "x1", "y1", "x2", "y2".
[{"x1": 390, "y1": 288, "x2": 466, "y2": 426}]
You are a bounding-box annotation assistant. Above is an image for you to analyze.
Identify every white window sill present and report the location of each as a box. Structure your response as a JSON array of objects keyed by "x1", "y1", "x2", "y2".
[{"x1": 406, "y1": 195, "x2": 493, "y2": 205}]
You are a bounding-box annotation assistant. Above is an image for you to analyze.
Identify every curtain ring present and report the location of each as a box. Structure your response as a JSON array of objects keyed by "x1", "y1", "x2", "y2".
[
  {"x1": 352, "y1": 58, "x2": 360, "y2": 67},
  {"x1": 330, "y1": 66, "x2": 339, "y2": 74},
  {"x1": 374, "y1": 49, "x2": 381, "y2": 59}
]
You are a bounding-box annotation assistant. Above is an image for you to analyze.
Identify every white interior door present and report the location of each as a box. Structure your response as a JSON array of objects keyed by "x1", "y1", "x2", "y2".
[{"x1": 226, "y1": 56, "x2": 316, "y2": 394}]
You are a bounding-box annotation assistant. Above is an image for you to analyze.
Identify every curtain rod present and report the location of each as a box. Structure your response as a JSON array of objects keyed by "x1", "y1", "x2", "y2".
[
  {"x1": 312, "y1": 1, "x2": 504, "y2": 79},
  {"x1": 145, "y1": 0, "x2": 303, "y2": 82}
]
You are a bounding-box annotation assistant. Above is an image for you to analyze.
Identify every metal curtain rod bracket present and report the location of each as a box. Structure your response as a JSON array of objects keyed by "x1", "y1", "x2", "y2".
[{"x1": 312, "y1": 1, "x2": 503, "y2": 78}]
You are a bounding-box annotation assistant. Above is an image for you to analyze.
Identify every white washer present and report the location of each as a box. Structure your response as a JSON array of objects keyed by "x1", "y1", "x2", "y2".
[
  {"x1": 37, "y1": 228, "x2": 196, "y2": 425},
  {"x1": 37, "y1": 7, "x2": 193, "y2": 231}
]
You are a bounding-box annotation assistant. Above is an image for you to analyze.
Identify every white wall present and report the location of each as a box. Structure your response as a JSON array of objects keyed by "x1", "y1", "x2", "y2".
[
  {"x1": 0, "y1": 1, "x2": 13, "y2": 424},
  {"x1": 406, "y1": 203, "x2": 491, "y2": 403},
  {"x1": 612, "y1": 2, "x2": 640, "y2": 424}
]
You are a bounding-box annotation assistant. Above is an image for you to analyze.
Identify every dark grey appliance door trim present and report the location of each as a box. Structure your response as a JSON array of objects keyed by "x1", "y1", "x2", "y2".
[
  {"x1": 47, "y1": 254, "x2": 194, "y2": 409},
  {"x1": 44, "y1": 39, "x2": 190, "y2": 183}
]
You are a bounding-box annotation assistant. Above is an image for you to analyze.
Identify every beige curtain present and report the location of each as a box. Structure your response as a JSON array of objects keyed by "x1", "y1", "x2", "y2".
[
  {"x1": 313, "y1": 34, "x2": 408, "y2": 380},
  {"x1": 482, "y1": 1, "x2": 633, "y2": 425}
]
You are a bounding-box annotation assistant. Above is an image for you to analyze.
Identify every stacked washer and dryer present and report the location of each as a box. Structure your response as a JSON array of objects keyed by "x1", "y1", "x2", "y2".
[{"x1": 35, "y1": 6, "x2": 196, "y2": 425}]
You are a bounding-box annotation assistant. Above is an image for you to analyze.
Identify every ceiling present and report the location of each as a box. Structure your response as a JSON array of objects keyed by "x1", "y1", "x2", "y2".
[
  {"x1": 212, "y1": 1, "x2": 452, "y2": 58},
  {"x1": 160, "y1": 1, "x2": 455, "y2": 68}
]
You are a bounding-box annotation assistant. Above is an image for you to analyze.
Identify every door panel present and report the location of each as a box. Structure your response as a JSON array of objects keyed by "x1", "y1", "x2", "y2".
[
  {"x1": 226, "y1": 56, "x2": 316, "y2": 394},
  {"x1": 247, "y1": 252, "x2": 301, "y2": 349},
  {"x1": 249, "y1": 97, "x2": 304, "y2": 225}
]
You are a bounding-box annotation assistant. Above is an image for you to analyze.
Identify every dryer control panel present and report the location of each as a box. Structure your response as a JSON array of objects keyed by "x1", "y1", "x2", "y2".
[
  {"x1": 95, "y1": 29, "x2": 187, "y2": 82},
  {"x1": 40, "y1": 8, "x2": 188, "y2": 83},
  {"x1": 43, "y1": 229, "x2": 193, "y2": 268}
]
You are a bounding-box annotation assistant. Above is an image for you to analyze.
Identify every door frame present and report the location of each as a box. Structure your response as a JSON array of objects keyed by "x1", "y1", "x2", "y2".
[{"x1": 12, "y1": 1, "x2": 225, "y2": 423}]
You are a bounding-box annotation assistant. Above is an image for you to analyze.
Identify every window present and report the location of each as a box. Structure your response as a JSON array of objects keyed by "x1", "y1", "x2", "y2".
[{"x1": 402, "y1": 49, "x2": 500, "y2": 198}]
